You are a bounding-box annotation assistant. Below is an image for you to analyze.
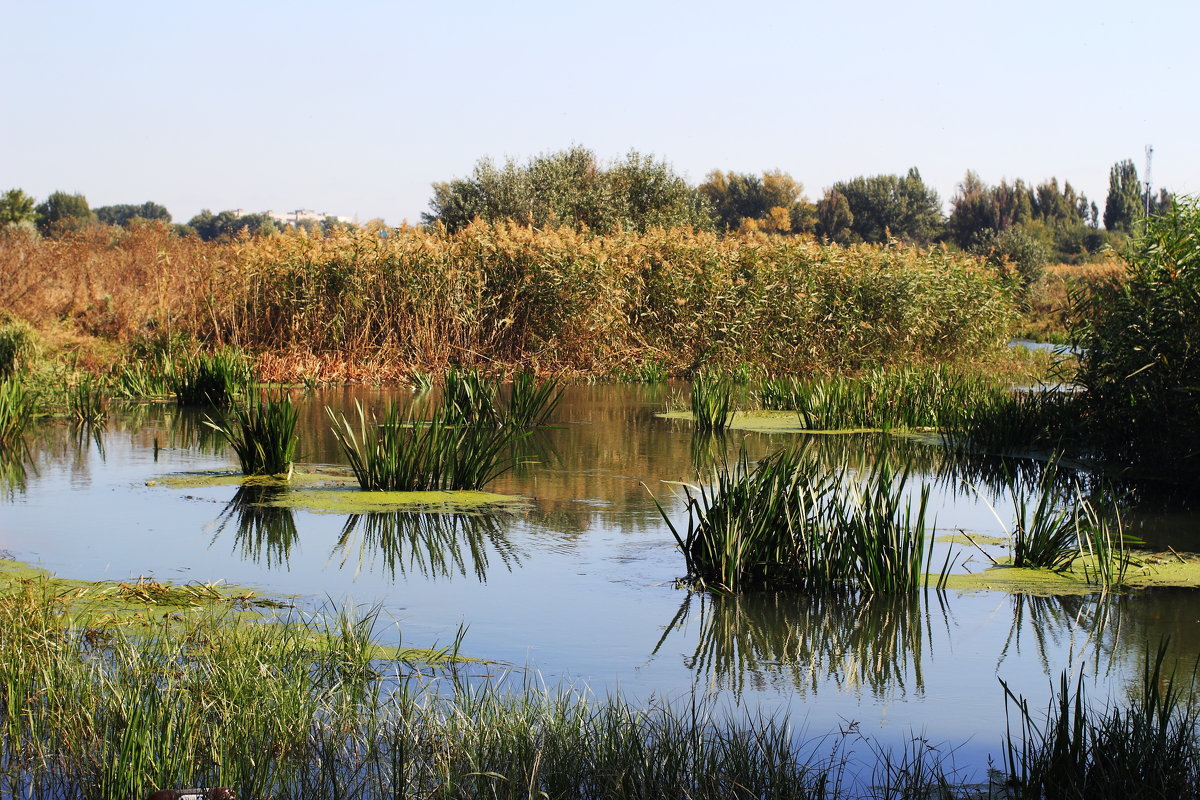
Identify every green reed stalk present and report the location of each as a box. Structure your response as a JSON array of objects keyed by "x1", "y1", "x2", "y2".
[
  {"x1": 172, "y1": 348, "x2": 253, "y2": 407},
  {"x1": 66, "y1": 373, "x2": 109, "y2": 426},
  {"x1": 503, "y1": 369, "x2": 563, "y2": 428},
  {"x1": 327, "y1": 401, "x2": 523, "y2": 491},
  {"x1": 690, "y1": 372, "x2": 733, "y2": 434},
  {"x1": 0, "y1": 378, "x2": 35, "y2": 448},
  {"x1": 206, "y1": 391, "x2": 299, "y2": 476}
]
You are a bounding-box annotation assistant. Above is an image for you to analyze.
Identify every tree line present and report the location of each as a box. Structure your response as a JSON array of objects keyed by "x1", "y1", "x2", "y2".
[{"x1": 1, "y1": 149, "x2": 1173, "y2": 261}]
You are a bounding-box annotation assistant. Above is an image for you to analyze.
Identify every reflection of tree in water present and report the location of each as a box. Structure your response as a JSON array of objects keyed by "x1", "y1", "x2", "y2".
[
  {"x1": 333, "y1": 510, "x2": 520, "y2": 582},
  {"x1": 212, "y1": 485, "x2": 299, "y2": 569},
  {"x1": 654, "y1": 590, "x2": 941, "y2": 699}
]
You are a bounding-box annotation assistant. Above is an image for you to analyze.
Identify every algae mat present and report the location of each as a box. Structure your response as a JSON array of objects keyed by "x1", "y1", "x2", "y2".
[{"x1": 150, "y1": 468, "x2": 525, "y2": 514}]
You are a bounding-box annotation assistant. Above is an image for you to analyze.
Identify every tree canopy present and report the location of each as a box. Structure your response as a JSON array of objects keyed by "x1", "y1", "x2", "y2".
[
  {"x1": 423, "y1": 147, "x2": 711, "y2": 233},
  {"x1": 0, "y1": 189, "x2": 37, "y2": 229},
  {"x1": 1103, "y1": 159, "x2": 1143, "y2": 233},
  {"x1": 35, "y1": 191, "x2": 96, "y2": 235},
  {"x1": 818, "y1": 168, "x2": 943, "y2": 244},
  {"x1": 95, "y1": 202, "x2": 172, "y2": 227}
]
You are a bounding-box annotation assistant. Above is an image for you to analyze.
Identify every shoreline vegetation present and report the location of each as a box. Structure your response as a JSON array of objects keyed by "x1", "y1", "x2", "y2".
[
  {"x1": 1, "y1": 222, "x2": 1021, "y2": 382},
  {"x1": 1, "y1": 566, "x2": 1198, "y2": 800}
]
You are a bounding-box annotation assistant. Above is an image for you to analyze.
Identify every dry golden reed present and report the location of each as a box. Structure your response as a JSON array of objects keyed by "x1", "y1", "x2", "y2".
[{"x1": 0, "y1": 221, "x2": 1017, "y2": 380}]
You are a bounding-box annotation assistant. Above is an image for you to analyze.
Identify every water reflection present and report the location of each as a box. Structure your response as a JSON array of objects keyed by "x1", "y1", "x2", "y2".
[
  {"x1": 655, "y1": 590, "x2": 941, "y2": 699},
  {"x1": 0, "y1": 443, "x2": 31, "y2": 495},
  {"x1": 212, "y1": 485, "x2": 300, "y2": 568},
  {"x1": 332, "y1": 510, "x2": 520, "y2": 581}
]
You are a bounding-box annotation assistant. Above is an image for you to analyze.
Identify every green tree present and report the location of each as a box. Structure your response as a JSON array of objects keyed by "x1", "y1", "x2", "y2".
[
  {"x1": 1103, "y1": 159, "x2": 1142, "y2": 233},
  {"x1": 186, "y1": 209, "x2": 274, "y2": 240},
  {"x1": 95, "y1": 202, "x2": 172, "y2": 226},
  {"x1": 825, "y1": 168, "x2": 943, "y2": 244},
  {"x1": 423, "y1": 147, "x2": 710, "y2": 233},
  {"x1": 0, "y1": 188, "x2": 37, "y2": 229},
  {"x1": 35, "y1": 191, "x2": 96, "y2": 235},
  {"x1": 815, "y1": 190, "x2": 854, "y2": 243},
  {"x1": 698, "y1": 169, "x2": 805, "y2": 232}
]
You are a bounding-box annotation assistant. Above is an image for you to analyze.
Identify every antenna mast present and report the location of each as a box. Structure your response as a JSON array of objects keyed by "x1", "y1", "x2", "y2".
[{"x1": 1144, "y1": 144, "x2": 1154, "y2": 215}]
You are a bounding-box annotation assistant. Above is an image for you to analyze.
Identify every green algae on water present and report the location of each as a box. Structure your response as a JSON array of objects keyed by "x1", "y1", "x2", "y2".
[
  {"x1": 937, "y1": 552, "x2": 1200, "y2": 596},
  {"x1": 150, "y1": 468, "x2": 525, "y2": 514}
]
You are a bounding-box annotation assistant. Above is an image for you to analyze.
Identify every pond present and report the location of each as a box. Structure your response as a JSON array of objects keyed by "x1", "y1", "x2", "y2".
[{"x1": 2, "y1": 383, "x2": 1198, "y2": 775}]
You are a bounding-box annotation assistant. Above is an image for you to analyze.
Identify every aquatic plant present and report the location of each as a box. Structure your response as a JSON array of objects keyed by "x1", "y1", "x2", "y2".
[
  {"x1": 948, "y1": 387, "x2": 1084, "y2": 456},
  {"x1": 0, "y1": 318, "x2": 37, "y2": 379},
  {"x1": 65, "y1": 372, "x2": 109, "y2": 426},
  {"x1": 442, "y1": 367, "x2": 499, "y2": 426},
  {"x1": 758, "y1": 366, "x2": 1004, "y2": 431},
  {"x1": 502, "y1": 369, "x2": 563, "y2": 428},
  {"x1": 206, "y1": 391, "x2": 299, "y2": 476},
  {"x1": 690, "y1": 371, "x2": 733, "y2": 433},
  {"x1": 1002, "y1": 643, "x2": 1200, "y2": 799},
  {"x1": 171, "y1": 348, "x2": 253, "y2": 407},
  {"x1": 327, "y1": 401, "x2": 523, "y2": 491},
  {"x1": 655, "y1": 447, "x2": 942, "y2": 594},
  {"x1": 0, "y1": 377, "x2": 35, "y2": 448},
  {"x1": 110, "y1": 354, "x2": 176, "y2": 399}
]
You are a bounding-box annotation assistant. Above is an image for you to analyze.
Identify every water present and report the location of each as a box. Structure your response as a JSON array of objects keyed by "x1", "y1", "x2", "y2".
[{"x1": 2, "y1": 384, "x2": 1198, "y2": 771}]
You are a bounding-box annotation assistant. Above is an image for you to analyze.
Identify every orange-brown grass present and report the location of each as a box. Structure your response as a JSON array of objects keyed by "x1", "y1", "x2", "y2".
[
  {"x1": 1, "y1": 222, "x2": 1018, "y2": 381},
  {"x1": 1021, "y1": 260, "x2": 1126, "y2": 344}
]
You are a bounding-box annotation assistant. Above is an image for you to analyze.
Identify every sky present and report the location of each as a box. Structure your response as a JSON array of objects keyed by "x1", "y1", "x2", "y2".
[{"x1": 2, "y1": 0, "x2": 1197, "y2": 226}]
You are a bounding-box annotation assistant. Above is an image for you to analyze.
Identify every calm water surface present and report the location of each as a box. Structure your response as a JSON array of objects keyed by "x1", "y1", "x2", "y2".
[{"x1": 2, "y1": 384, "x2": 1198, "y2": 770}]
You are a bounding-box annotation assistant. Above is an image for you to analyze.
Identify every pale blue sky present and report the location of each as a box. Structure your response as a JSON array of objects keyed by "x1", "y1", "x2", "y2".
[{"x1": 3, "y1": 0, "x2": 1196, "y2": 225}]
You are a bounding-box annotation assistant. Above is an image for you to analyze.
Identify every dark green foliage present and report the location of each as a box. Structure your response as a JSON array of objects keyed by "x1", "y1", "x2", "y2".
[
  {"x1": 1073, "y1": 200, "x2": 1200, "y2": 468},
  {"x1": 656, "y1": 448, "x2": 936, "y2": 594},
  {"x1": 0, "y1": 188, "x2": 37, "y2": 228},
  {"x1": 1103, "y1": 159, "x2": 1143, "y2": 233},
  {"x1": 948, "y1": 389, "x2": 1084, "y2": 456},
  {"x1": 207, "y1": 392, "x2": 299, "y2": 476},
  {"x1": 690, "y1": 371, "x2": 733, "y2": 433},
  {"x1": 94, "y1": 201, "x2": 172, "y2": 226},
  {"x1": 171, "y1": 349, "x2": 253, "y2": 407},
  {"x1": 328, "y1": 401, "x2": 524, "y2": 491},
  {"x1": 972, "y1": 227, "x2": 1049, "y2": 288},
  {"x1": 442, "y1": 368, "x2": 499, "y2": 426},
  {"x1": 423, "y1": 146, "x2": 712, "y2": 233},
  {"x1": 187, "y1": 209, "x2": 277, "y2": 240},
  {"x1": 442, "y1": 368, "x2": 562, "y2": 429},
  {"x1": 820, "y1": 168, "x2": 943, "y2": 244},
  {"x1": 1003, "y1": 644, "x2": 1200, "y2": 799},
  {"x1": 35, "y1": 191, "x2": 96, "y2": 235}
]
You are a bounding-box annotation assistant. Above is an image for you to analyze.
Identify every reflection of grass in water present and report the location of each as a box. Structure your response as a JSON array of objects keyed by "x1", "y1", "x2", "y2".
[
  {"x1": 656, "y1": 590, "x2": 932, "y2": 698},
  {"x1": 334, "y1": 510, "x2": 519, "y2": 581},
  {"x1": 213, "y1": 485, "x2": 300, "y2": 569}
]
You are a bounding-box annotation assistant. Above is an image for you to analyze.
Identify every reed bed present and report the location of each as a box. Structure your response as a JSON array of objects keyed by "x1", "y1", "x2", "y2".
[
  {"x1": 757, "y1": 366, "x2": 1006, "y2": 431},
  {"x1": 655, "y1": 447, "x2": 941, "y2": 594},
  {"x1": 328, "y1": 401, "x2": 523, "y2": 491},
  {"x1": 0, "y1": 224, "x2": 1017, "y2": 379},
  {"x1": 206, "y1": 391, "x2": 299, "y2": 476},
  {"x1": 65, "y1": 372, "x2": 108, "y2": 425}
]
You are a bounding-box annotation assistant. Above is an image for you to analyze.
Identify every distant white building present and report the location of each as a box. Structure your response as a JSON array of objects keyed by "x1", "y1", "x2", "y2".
[{"x1": 264, "y1": 209, "x2": 354, "y2": 226}]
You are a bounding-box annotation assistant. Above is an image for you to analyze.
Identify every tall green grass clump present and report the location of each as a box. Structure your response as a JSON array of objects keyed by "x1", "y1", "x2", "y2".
[
  {"x1": 655, "y1": 448, "x2": 940, "y2": 594},
  {"x1": 691, "y1": 371, "x2": 733, "y2": 433},
  {"x1": 65, "y1": 373, "x2": 109, "y2": 426},
  {"x1": 442, "y1": 367, "x2": 499, "y2": 426},
  {"x1": 503, "y1": 369, "x2": 563, "y2": 428},
  {"x1": 0, "y1": 319, "x2": 37, "y2": 379},
  {"x1": 1072, "y1": 200, "x2": 1200, "y2": 471},
  {"x1": 949, "y1": 388, "x2": 1084, "y2": 455},
  {"x1": 1002, "y1": 644, "x2": 1200, "y2": 799},
  {"x1": 328, "y1": 401, "x2": 523, "y2": 491},
  {"x1": 206, "y1": 392, "x2": 299, "y2": 476},
  {"x1": 0, "y1": 378, "x2": 36, "y2": 448},
  {"x1": 171, "y1": 348, "x2": 253, "y2": 407}
]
